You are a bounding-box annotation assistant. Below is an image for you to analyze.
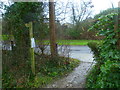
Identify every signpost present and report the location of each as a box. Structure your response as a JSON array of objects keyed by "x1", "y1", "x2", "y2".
[{"x1": 25, "y1": 22, "x2": 35, "y2": 75}]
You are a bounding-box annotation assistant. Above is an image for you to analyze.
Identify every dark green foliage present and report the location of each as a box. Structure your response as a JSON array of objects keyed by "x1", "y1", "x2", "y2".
[
  {"x1": 95, "y1": 60, "x2": 120, "y2": 88},
  {"x1": 87, "y1": 60, "x2": 120, "y2": 88},
  {"x1": 86, "y1": 63, "x2": 101, "y2": 88},
  {"x1": 2, "y1": 2, "x2": 46, "y2": 88},
  {"x1": 33, "y1": 21, "x2": 49, "y2": 40},
  {"x1": 36, "y1": 55, "x2": 80, "y2": 78},
  {"x1": 67, "y1": 27, "x2": 81, "y2": 39},
  {"x1": 86, "y1": 11, "x2": 120, "y2": 88},
  {"x1": 87, "y1": 42, "x2": 100, "y2": 57},
  {"x1": 2, "y1": 52, "x2": 80, "y2": 88},
  {"x1": 64, "y1": 18, "x2": 102, "y2": 40},
  {"x1": 87, "y1": 41, "x2": 104, "y2": 65},
  {"x1": 2, "y1": 50, "x2": 32, "y2": 88},
  {"x1": 2, "y1": 2, "x2": 44, "y2": 63}
]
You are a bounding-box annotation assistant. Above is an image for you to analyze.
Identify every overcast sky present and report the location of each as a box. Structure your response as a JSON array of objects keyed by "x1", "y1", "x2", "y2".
[
  {"x1": 54, "y1": 0, "x2": 120, "y2": 23},
  {"x1": 1, "y1": 0, "x2": 119, "y2": 13},
  {"x1": 0, "y1": 0, "x2": 120, "y2": 23},
  {"x1": 92, "y1": 0, "x2": 119, "y2": 14}
]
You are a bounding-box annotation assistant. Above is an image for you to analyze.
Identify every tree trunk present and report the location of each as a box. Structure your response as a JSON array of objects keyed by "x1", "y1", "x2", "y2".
[{"x1": 49, "y1": 0, "x2": 57, "y2": 57}]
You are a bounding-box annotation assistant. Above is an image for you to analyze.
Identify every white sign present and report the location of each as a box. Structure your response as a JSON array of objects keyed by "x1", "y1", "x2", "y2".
[{"x1": 31, "y1": 38, "x2": 36, "y2": 48}]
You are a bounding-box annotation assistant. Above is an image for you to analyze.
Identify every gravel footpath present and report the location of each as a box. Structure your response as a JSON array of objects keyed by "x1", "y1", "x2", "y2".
[{"x1": 45, "y1": 46, "x2": 95, "y2": 88}]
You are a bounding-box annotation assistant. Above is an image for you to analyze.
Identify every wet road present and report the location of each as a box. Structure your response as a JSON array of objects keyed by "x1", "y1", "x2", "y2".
[
  {"x1": 66, "y1": 46, "x2": 94, "y2": 62},
  {"x1": 35, "y1": 45, "x2": 94, "y2": 63}
]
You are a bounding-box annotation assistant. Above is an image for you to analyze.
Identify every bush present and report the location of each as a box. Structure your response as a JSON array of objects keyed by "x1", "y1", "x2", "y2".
[
  {"x1": 86, "y1": 63, "x2": 101, "y2": 88},
  {"x1": 95, "y1": 60, "x2": 120, "y2": 88},
  {"x1": 87, "y1": 42, "x2": 103, "y2": 64},
  {"x1": 87, "y1": 42, "x2": 99, "y2": 57},
  {"x1": 67, "y1": 28, "x2": 81, "y2": 39},
  {"x1": 2, "y1": 52, "x2": 80, "y2": 88},
  {"x1": 86, "y1": 12, "x2": 120, "y2": 88},
  {"x1": 86, "y1": 60, "x2": 120, "y2": 88},
  {"x1": 39, "y1": 56, "x2": 80, "y2": 77}
]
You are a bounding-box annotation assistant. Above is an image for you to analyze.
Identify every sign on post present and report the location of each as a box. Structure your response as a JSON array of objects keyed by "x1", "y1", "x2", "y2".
[{"x1": 31, "y1": 38, "x2": 36, "y2": 48}]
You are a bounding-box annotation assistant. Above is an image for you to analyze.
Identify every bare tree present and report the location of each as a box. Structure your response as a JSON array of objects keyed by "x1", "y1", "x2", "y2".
[
  {"x1": 54, "y1": 1, "x2": 72, "y2": 22},
  {"x1": 70, "y1": 0, "x2": 94, "y2": 25}
]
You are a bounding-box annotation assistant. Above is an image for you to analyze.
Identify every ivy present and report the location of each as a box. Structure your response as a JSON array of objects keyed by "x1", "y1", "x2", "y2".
[{"x1": 86, "y1": 12, "x2": 120, "y2": 88}]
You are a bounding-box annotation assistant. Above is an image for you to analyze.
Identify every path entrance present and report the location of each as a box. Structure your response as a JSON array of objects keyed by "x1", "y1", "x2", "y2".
[{"x1": 45, "y1": 46, "x2": 95, "y2": 88}]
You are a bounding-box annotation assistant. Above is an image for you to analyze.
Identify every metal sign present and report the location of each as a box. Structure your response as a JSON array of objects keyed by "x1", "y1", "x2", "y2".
[{"x1": 31, "y1": 38, "x2": 35, "y2": 48}]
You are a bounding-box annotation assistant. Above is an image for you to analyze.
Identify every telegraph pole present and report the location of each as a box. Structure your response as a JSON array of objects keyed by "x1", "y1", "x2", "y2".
[{"x1": 49, "y1": 0, "x2": 57, "y2": 57}]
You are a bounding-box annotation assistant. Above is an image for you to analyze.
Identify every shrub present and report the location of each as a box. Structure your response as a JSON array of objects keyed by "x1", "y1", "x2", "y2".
[
  {"x1": 86, "y1": 12, "x2": 120, "y2": 88},
  {"x1": 94, "y1": 60, "x2": 120, "y2": 88},
  {"x1": 87, "y1": 42, "x2": 103, "y2": 64},
  {"x1": 87, "y1": 42, "x2": 99, "y2": 57}
]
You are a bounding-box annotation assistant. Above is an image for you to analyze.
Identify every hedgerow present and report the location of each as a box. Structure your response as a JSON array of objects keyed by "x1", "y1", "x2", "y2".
[{"x1": 86, "y1": 12, "x2": 120, "y2": 88}]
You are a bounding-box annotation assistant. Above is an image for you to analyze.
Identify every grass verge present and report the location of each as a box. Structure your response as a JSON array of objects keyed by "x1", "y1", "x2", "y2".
[
  {"x1": 1, "y1": 35, "x2": 102, "y2": 46},
  {"x1": 0, "y1": 35, "x2": 13, "y2": 41},
  {"x1": 37, "y1": 40, "x2": 102, "y2": 46}
]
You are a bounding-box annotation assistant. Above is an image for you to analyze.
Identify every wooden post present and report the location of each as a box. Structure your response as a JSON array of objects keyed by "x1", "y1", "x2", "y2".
[
  {"x1": 29, "y1": 22, "x2": 35, "y2": 75},
  {"x1": 49, "y1": 0, "x2": 57, "y2": 57},
  {"x1": 25, "y1": 22, "x2": 35, "y2": 75}
]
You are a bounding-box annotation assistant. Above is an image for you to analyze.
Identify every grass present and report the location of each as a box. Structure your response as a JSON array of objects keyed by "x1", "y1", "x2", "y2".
[
  {"x1": 1, "y1": 34, "x2": 102, "y2": 46},
  {"x1": 0, "y1": 35, "x2": 13, "y2": 41},
  {"x1": 57, "y1": 40, "x2": 102, "y2": 45},
  {"x1": 37, "y1": 40, "x2": 102, "y2": 46}
]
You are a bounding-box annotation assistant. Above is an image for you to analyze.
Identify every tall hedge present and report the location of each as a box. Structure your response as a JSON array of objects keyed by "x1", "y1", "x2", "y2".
[
  {"x1": 86, "y1": 11, "x2": 120, "y2": 88},
  {"x1": 2, "y1": 2, "x2": 44, "y2": 88}
]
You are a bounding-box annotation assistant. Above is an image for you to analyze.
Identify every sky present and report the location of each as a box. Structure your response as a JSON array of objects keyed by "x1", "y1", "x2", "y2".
[
  {"x1": 0, "y1": 0, "x2": 120, "y2": 23},
  {"x1": 92, "y1": 0, "x2": 119, "y2": 14},
  {"x1": 1, "y1": 0, "x2": 119, "y2": 14},
  {"x1": 55, "y1": 0, "x2": 120, "y2": 23}
]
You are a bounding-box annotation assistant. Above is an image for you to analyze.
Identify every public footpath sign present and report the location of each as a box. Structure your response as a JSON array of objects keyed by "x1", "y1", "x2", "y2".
[{"x1": 31, "y1": 38, "x2": 35, "y2": 48}]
